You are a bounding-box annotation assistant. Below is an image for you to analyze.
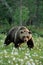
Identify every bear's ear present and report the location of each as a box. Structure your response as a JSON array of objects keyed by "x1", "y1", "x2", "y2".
[{"x1": 27, "y1": 39, "x2": 34, "y2": 49}]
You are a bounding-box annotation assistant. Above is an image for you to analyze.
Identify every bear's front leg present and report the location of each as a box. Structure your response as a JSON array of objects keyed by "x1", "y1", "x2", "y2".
[
  {"x1": 4, "y1": 35, "x2": 11, "y2": 46},
  {"x1": 14, "y1": 42, "x2": 22, "y2": 48},
  {"x1": 27, "y1": 39, "x2": 34, "y2": 49},
  {"x1": 15, "y1": 43, "x2": 20, "y2": 48}
]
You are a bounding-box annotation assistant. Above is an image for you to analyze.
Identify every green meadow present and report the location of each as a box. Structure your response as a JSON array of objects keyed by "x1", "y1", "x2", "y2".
[{"x1": 0, "y1": 34, "x2": 43, "y2": 65}]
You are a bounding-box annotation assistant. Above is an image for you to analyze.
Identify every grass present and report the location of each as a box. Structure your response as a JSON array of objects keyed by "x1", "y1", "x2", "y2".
[
  {"x1": 27, "y1": 26, "x2": 43, "y2": 37},
  {"x1": 0, "y1": 34, "x2": 43, "y2": 65}
]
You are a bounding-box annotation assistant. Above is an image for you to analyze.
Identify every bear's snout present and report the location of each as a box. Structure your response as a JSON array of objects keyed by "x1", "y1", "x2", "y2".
[{"x1": 23, "y1": 36, "x2": 29, "y2": 42}]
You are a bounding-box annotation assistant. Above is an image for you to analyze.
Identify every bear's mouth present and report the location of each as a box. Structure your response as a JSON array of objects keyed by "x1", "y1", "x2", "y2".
[{"x1": 23, "y1": 38, "x2": 29, "y2": 42}]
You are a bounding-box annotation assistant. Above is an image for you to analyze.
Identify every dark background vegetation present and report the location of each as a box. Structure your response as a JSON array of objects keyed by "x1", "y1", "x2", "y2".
[{"x1": 0, "y1": 0, "x2": 43, "y2": 36}]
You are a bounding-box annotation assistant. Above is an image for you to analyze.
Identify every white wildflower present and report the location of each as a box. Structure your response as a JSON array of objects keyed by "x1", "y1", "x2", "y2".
[
  {"x1": 18, "y1": 58, "x2": 23, "y2": 62},
  {"x1": 32, "y1": 53, "x2": 38, "y2": 56},
  {"x1": 25, "y1": 53, "x2": 30, "y2": 56},
  {"x1": 24, "y1": 56, "x2": 28, "y2": 59},
  {"x1": 8, "y1": 60, "x2": 11, "y2": 63},
  {"x1": 11, "y1": 51, "x2": 14, "y2": 55},
  {"x1": 40, "y1": 56, "x2": 43, "y2": 58},
  {"x1": 30, "y1": 58, "x2": 33, "y2": 61},
  {"x1": 16, "y1": 64, "x2": 18, "y2": 65},
  {"x1": 26, "y1": 61, "x2": 31, "y2": 65},
  {"x1": 14, "y1": 52, "x2": 18, "y2": 55},
  {"x1": 35, "y1": 60, "x2": 39, "y2": 62},
  {"x1": 0, "y1": 40, "x2": 3, "y2": 42},
  {"x1": 5, "y1": 55, "x2": 9, "y2": 58},
  {"x1": 4, "y1": 50, "x2": 7, "y2": 54},
  {"x1": 13, "y1": 57, "x2": 15, "y2": 61},
  {"x1": 32, "y1": 62, "x2": 35, "y2": 65},
  {"x1": 39, "y1": 49, "x2": 41, "y2": 51},
  {"x1": 19, "y1": 47, "x2": 22, "y2": 51},
  {"x1": 29, "y1": 55, "x2": 31, "y2": 58},
  {"x1": 13, "y1": 47, "x2": 15, "y2": 50}
]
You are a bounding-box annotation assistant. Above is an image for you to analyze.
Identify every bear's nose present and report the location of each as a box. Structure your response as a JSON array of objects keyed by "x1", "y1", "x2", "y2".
[
  {"x1": 23, "y1": 36, "x2": 27, "y2": 38},
  {"x1": 24, "y1": 39, "x2": 27, "y2": 42},
  {"x1": 24, "y1": 37, "x2": 29, "y2": 42}
]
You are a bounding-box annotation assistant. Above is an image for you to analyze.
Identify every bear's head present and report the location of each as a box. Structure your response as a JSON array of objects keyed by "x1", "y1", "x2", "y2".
[
  {"x1": 16, "y1": 26, "x2": 32, "y2": 43},
  {"x1": 16, "y1": 26, "x2": 34, "y2": 49}
]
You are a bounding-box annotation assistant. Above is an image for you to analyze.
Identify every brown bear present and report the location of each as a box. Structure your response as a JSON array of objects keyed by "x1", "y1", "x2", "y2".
[{"x1": 4, "y1": 26, "x2": 34, "y2": 49}]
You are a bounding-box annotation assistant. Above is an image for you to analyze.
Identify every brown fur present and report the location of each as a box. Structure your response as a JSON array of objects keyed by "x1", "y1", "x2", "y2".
[{"x1": 4, "y1": 26, "x2": 34, "y2": 49}]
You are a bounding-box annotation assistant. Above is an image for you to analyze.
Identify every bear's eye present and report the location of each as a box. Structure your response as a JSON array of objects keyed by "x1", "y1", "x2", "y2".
[
  {"x1": 28, "y1": 31, "x2": 32, "y2": 34},
  {"x1": 21, "y1": 31, "x2": 24, "y2": 34}
]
